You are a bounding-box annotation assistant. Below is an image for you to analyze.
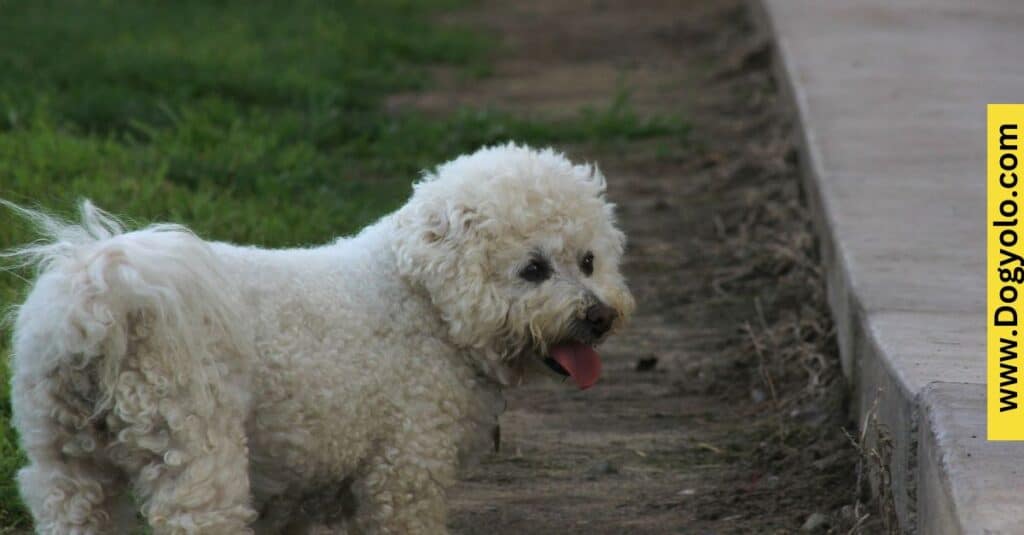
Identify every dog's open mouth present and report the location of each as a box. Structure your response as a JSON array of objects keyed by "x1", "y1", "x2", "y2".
[
  {"x1": 544, "y1": 342, "x2": 601, "y2": 390},
  {"x1": 543, "y1": 357, "x2": 571, "y2": 376}
]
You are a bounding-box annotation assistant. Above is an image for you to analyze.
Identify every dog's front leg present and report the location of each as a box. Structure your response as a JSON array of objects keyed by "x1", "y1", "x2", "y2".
[{"x1": 350, "y1": 437, "x2": 455, "y2": 535}]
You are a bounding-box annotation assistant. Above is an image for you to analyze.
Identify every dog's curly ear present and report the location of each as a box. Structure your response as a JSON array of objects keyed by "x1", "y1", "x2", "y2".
[
  {"x1": 418, "y1": 203, "x2": 479, "y2": 245},
  {"x1": 392, "y1": 199, "x2": 504, "y2": 347}
]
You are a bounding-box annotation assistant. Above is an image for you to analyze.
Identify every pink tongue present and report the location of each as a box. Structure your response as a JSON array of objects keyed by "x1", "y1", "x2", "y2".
[{"x1": 549, "y1": 342, "x2": 602, "y2": 390}]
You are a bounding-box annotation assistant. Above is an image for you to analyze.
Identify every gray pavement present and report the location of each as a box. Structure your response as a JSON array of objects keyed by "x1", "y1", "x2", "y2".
[{"x1": 752, "y1": 0, "x2": 1024, "y2": 532}]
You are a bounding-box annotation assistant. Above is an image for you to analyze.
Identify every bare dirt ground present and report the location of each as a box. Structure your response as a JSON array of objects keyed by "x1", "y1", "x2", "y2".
[{"x1": 393, "y1": 1, "x2": 888, "y2": 533}]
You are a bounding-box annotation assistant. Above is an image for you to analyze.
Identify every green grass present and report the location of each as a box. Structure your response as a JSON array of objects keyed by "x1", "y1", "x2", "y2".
[{"x1": 0, "y1": 0, "x2": 686, "y2": 529}]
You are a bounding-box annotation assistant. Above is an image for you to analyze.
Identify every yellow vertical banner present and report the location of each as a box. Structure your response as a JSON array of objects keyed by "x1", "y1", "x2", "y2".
[{"x1": 989, "y1": 104, "x2": 1024, "y2": 440}]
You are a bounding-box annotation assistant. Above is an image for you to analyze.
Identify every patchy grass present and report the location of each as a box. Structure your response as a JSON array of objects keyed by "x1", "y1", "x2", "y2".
[{"x1": 0, "y1": 0, "x2": 687, "y2": 529}]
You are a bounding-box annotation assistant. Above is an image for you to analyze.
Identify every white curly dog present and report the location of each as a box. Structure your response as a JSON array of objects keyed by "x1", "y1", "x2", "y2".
[{"x1": 5, "y1": 143, "x2": 634, "y2": 534}]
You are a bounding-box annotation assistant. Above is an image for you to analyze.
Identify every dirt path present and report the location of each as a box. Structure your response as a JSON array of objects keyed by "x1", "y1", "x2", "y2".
[{"x1": 398, "y1": 1, "x2": 879, "y2": 533}]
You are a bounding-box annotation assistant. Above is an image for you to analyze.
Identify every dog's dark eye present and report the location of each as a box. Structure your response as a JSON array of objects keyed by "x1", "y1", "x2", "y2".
[
  {"x1": 580, "y1": 252, "x2": 594, "y2": 276},
  {"x1": 520, "y1": 259, "x2": 551, "y2": 283}
]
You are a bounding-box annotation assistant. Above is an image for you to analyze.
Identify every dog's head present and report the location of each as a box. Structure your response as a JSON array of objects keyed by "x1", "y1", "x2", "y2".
[{"x1": 393, "y1": 144, "x2": 635, "y2": 389}]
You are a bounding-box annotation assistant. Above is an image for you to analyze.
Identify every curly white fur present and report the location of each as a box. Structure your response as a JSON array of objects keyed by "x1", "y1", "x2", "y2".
[{"x1": 5, "y1": 143, "x2": 634, "y2": 534}]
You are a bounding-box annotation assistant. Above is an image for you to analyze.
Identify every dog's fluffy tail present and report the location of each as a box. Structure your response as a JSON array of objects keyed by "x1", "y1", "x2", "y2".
[{"x1": 2, "y1": 200, "x2": 248, "y2": 410}]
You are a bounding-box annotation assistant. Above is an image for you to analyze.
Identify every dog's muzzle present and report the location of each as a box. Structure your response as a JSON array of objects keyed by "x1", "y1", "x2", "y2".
[
  {"x1": 539, "y1": 301, "x2": 620, "y2": 390},
  {"x1": 584, "y1": 302, "x2": 617, "y2": 338}
]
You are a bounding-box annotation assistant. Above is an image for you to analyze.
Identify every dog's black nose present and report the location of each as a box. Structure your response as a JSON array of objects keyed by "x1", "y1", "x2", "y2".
[{"x1": 585, "y1": 303, "x2": 617, "y2": 337}]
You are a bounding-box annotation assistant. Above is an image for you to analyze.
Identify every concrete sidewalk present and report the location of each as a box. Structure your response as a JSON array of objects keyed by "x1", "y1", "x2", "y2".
[{"x1": 751, "y1": 1, "x2": 1024, "y2": 533}]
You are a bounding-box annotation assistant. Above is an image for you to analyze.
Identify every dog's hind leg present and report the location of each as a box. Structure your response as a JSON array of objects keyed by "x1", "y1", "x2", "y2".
[
  {"x1": 17, "y1": 458, "x2": 136, "y2": 535},
  {"x1": 6, "y1": 201, "x2": 259, "y2": 533},
  {"x1": 13, "y1": 363, "x2": 137, "y2": 534},
  {"x1": 106, "y1": 344, "x2": 258, "y2": 535}
]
